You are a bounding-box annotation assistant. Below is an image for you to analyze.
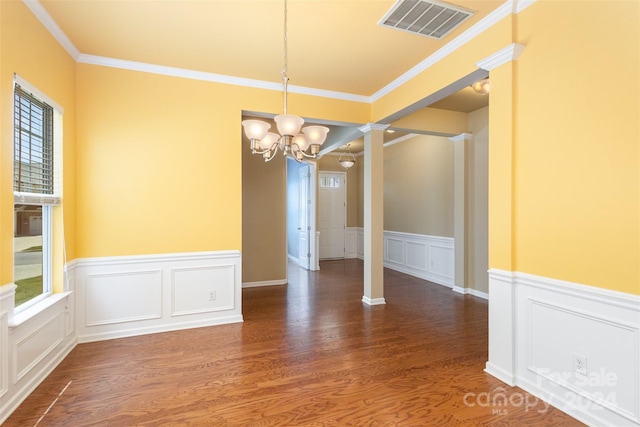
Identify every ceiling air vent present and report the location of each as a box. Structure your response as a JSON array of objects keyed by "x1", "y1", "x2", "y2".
[{"x1": 379, "y1": 0, "x2": 474, "y2": 39}]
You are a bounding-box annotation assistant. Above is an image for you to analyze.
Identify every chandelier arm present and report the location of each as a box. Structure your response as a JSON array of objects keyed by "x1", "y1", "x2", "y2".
[
  {"x1": 251, "y1": 146, "x2": 271, "y2": 155},
  {"x1": 298, "y1": 150, "x2": 318, "y2": 159},
  {"x1": 264, "y1": 145, "x2": 280, "y2": 162}
]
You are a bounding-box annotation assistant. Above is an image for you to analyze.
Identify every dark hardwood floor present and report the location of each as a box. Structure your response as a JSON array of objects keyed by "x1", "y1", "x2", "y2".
[{"x1": 6, "y1": 259, "x2": 583, "y2": 426}]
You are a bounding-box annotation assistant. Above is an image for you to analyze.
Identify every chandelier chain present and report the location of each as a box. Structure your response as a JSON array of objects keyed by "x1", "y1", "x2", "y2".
[{"x1": 282, "y1": 0, "x2": 289, "y2": 114}]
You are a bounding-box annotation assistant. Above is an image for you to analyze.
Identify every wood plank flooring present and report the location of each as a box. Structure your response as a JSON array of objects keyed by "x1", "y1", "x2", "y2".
[{"x1": 6, "y1": 259, "x2": 583, "y2": 426}]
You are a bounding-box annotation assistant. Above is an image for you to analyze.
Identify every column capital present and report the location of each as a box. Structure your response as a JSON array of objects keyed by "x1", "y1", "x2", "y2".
[
  {"x1": 450, "y1": 133, "x2": 473, "y2": 142},
  {"x1": 477, "y1": 43, "x2": 525, "y2": 71},
  {"x1": 359, "y1": 123, "x2": 390, "y2": 134}
]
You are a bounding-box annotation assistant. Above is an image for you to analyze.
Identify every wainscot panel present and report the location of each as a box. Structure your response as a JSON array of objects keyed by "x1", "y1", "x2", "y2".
[
  {"x1": 75, "y1": 251, "x2": 243, "y2": 343},
  {"x1": 356, "y1": 228, "x2": 455, "y2": 288},
  {"x1": 0, "y1": 283, "x2": 76, "y2": 425},
  {"x1": 486, "y1": 269, "x2": 640, "y2": 427},
  {"x1": 346, "y1": 227, "x2": 358, "y2": 259}
]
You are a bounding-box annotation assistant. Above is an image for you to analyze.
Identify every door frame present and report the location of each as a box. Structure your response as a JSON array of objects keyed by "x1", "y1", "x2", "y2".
[
  {"x1": 286, "y1": 159, "x2": 319, "y2": 271},
  {"x1": 318, "y1": 170, "x2": 347, "y2": 260}
]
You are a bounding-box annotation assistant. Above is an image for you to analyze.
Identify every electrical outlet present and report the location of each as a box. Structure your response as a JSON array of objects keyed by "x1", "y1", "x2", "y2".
[
  {"x1": 574, "y1": 353, "x2": 587, "y2": 376},
  {"x1": 208, "y1": 290, "x2": 216, "y2": 301}
]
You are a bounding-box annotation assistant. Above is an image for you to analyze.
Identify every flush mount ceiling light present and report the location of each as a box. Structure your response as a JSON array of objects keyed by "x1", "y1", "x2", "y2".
[
  {"x1": 471, "y1": 78, "x2": 490, "y2": 95},
  {"x1": 241, "y1": 0, "x2": 329, "y2": 163},
  {"x1": 338, "y1": 144, "x2": 356, "y2": 169}
]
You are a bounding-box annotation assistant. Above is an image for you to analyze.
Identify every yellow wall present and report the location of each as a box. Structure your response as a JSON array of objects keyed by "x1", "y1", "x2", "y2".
[
  {"x1": 512, "y1": 1, "x2": 639, "y2": 293},
  {"x1": 76, "y1": 64, "x2": 243, "y2": 257},
  {"x1": 370, "y1": 3, "x2": 638, "y2": 294},
  {"x1": 0, "y1": 1, "x2": 76, "y2": 289},
  {"x1": 76, "y1": 63, "x2": 370, "y2": 289}
]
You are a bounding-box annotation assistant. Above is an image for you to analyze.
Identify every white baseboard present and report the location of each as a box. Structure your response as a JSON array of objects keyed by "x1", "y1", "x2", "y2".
[
  {"x1": 74, "y1": 251, "x2": 243, "y2": 343},
  {"x1": 453, "y1": 285, "x2": 489, "y2": 300},
  {"x1": 486, "y1": 269, "x2": 640, "y2": 426},
  {"x1": 362, "y1": 296, "x2": 386, "y2": 306},
  {"x1": 242, "y1": 279, "x2": 287, "y2": 288}
]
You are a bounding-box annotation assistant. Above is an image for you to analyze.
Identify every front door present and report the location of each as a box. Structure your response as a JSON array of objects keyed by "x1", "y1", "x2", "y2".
[{"x1": 319, "y1": 172, "x2": 346, "y2": 259}]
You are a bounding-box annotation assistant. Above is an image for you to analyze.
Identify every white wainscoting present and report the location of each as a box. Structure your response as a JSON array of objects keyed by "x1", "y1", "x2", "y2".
[
  {"x1": 75, "y1": 251, "x2": 243, "y2": 343},
  {"x1": 355, "y1": 228, "x2": 454, "y2": 288},
  {"x1": 346, "y1": 227, "x2": 358, "y2": 259},
  {"x1": 0, "y1": 267, "x2": 77, "y2": 425},
  {"x1": 486, "y1": 269, "x2": 640, "y2": 427}
]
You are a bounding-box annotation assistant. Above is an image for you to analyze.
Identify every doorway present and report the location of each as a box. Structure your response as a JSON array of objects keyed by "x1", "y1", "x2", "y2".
[{"x1": 319, "y1": 171, "x2": 346, "y2": 260}]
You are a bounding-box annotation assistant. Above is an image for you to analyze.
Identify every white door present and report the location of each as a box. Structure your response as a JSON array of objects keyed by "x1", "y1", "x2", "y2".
[
  {"x1": 319, "y1": 172, "x2": 346, "y2": 259},
  {"x1": 298, "y1": 164, "x2": 311, "y2": 269}
]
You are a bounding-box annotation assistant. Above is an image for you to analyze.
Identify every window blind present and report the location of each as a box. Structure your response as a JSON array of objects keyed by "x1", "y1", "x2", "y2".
[{"x1": 13, "y1": 84, "x2": 55, "y2": 197}]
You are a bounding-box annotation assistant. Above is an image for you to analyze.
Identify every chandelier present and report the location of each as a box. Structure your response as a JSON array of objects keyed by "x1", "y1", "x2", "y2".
[
  {"x1": 338, "y1": 144, "x2": 356, "y2": 169},
  {"x1": 241, "y1": 0, "x2": 329, "y2": 163}
]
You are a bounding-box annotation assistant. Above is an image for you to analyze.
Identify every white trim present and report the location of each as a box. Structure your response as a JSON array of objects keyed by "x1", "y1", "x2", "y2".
[
  {"x1": 370, "y1": 0, "x2": 515, "y2": 101},
  {"x1": 383, "y1": 133, "x2": 417, "y2": 148},
  {"x1": 359, "y1": 123, "x2": 390, "y2": 133},
  {"x1": 287, "y1": 254, "x2": 300, "y2": 264},
  {"x1": 486, "y1": 269, "x2": 640, "y2": 426},
  {"x1": 14, "y1": 75, "x2": 64, "y2": 114},
  {"x1": 24, "y1": 0, "x2": 535, "y2": 103},
  {"x1": 476, "y1": 43, "x2": 526, "y2": 71},
  {"x1": 449, "y1": 133, "x2": 473, "y2": 142},
  {"x1": 345, "y1": 228, "x2": 358, "y2": 259},
  {"x1": 21, "y1": 0, "x2": 80, "y2": 60},
  {"x1": 242, "y1": 279, "x2": 287, "y2": 288},
  {"x1": 77, "y1": 54, "x2": 370, "y2": 104},
  {"x1": 362, "y1": 296, "x2": 386, "y2": 306},
  {"x1": 514, "y1": 0, "x2": 536, "y2": 13},
  {"x1": 74, "y1": 251, "x2": 243, "y2": 343},
  {"x1": 383, "y1": 230, "x2": 455, "y2": 288},
  {"x1": 73, "y1": 250, "x2": 240, "y2": 268},
  {"x1": 10, "y1": 292, "x2": 72, "y2": 327},
  {"x1": 452, "y1": 285, "x2": 488, "y2": 300}
]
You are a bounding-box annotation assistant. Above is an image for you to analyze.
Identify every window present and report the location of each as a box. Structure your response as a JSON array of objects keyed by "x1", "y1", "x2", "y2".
[{"x1": 13, "y1": 79, "x2": 62, "y2": 308}]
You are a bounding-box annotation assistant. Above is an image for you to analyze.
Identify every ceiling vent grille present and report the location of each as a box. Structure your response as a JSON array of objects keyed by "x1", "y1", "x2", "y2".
[{"x1": 378, "y1": 0, "x2": 474, "y2": 39}]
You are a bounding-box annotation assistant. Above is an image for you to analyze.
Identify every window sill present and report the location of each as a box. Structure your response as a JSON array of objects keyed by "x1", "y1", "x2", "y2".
[{"x1": 9, "y1": 291, "x2": 72, "y2": 328}]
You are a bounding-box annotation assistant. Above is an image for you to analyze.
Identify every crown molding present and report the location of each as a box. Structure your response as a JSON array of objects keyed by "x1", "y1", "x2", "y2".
[
  {"x1": 22, "y1": 0, "x2": 80, "y2": 60},
  {"x1": 370, "y1": 0, "x2": 515, "y2": 102},
  {"x1": 77, "y1": 54, "x2": 370, "y2": 103},
  {"x1": 449, "y1": 133, "x2": 473, "y2": 142},
  {"x1": 514, "y1": 0, "x2": 536, "y2": 13},
  {"x1": 476, "y1": 43, "x2": 525, "y2": 71},
  {"x1": 384, "y1": 133, "x2": 417, "y2": 148},
  {"x1": 26, "y1": 0, "x2": 534, "y2": 104},
  {"x1": 359, "y1": 123, "x2": 390, "y2": 133}
]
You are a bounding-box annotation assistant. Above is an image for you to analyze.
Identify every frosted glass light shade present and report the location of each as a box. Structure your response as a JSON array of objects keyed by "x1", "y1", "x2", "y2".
[
  {"x1": 259, "y1": 132, "x2": 279, "y2": 150},
  {"x1": 302, "y1": 125, "x2": 329, "y2": 146},
  {"x1": 339, "y1": 158, "x2": 356, "y2": 169},
  {"x1": 292, "y1": 134, "x2": 310, "y2": 151},
  {"x1": 242, "y1": 119, "x2": 270, "y2": 140},
  {"x1": 471, "y1": 78, "x2": 490, "y2": 95},
  {"x1": 274, "y1": 114, "x2": 304, "y2": 136}
]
